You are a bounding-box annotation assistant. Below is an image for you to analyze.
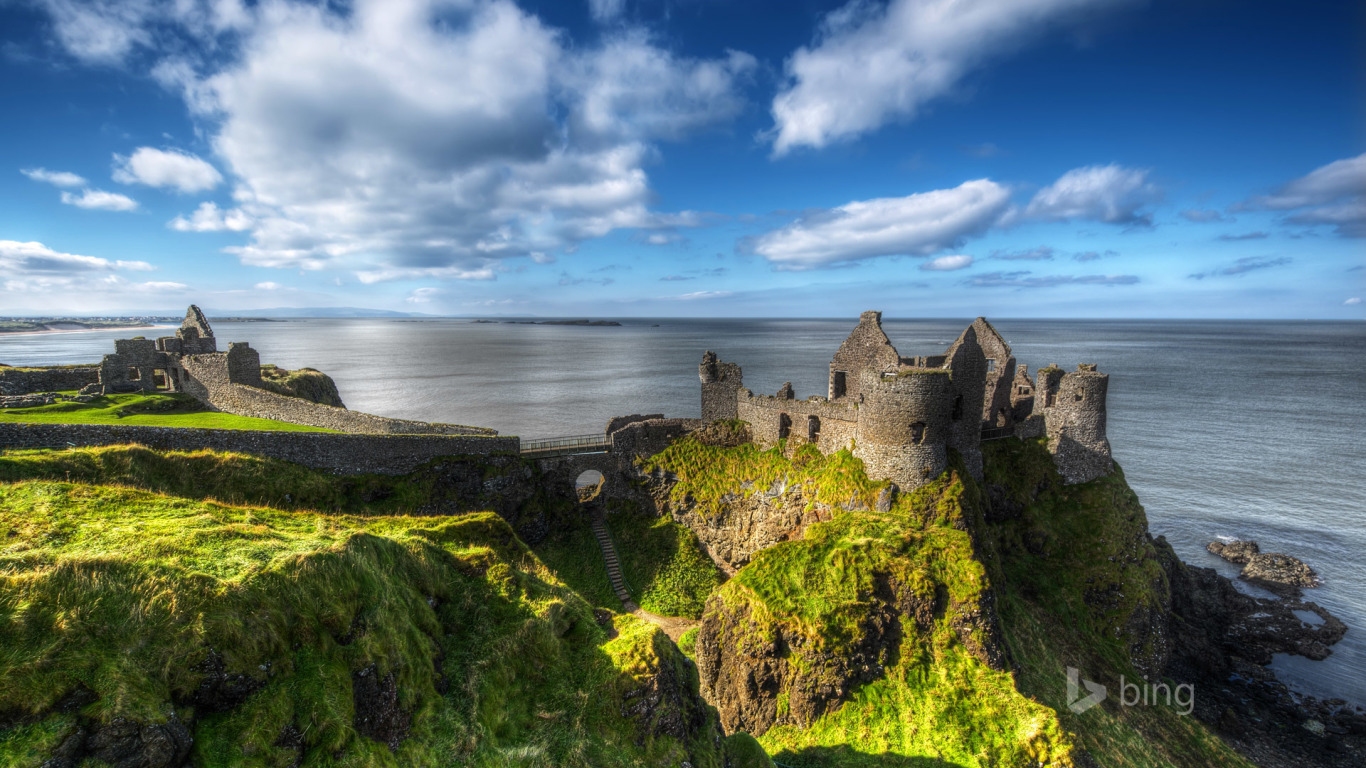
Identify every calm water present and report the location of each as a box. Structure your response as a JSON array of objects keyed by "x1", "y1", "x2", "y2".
[{"x1": 4, "y1": 317, "x2": 1364, "y2": 705}]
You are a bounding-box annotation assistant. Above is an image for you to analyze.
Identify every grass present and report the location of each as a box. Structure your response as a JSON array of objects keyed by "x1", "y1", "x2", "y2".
[
  {"x1": 0, "y1": 480, "x2": 736, "y2": 767},
  {"x1": 0, "y1": 392, "x2": 333, "y2": 432}
]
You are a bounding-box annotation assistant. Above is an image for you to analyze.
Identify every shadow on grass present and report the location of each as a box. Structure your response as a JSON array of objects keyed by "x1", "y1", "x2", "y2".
[{"x1": 773, "y1": 745, "x2": 968, "y2": 768}]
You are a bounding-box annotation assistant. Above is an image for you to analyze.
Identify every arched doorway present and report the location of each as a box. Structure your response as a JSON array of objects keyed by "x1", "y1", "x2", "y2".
[{"x1": 575, "y1": 469, "x2": 605, "y2": 503}]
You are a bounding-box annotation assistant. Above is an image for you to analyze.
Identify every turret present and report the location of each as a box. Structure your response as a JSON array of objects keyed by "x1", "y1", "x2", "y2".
[
  {"x1": 1033, "y1": 363, "x2": 1112, "y2": 484},
  {"x1": 854, "y1": 366, "x2": 953, "y2": 490},
  {"x1": 699, "y1": 351, "x2": 743, "y2": 421}
]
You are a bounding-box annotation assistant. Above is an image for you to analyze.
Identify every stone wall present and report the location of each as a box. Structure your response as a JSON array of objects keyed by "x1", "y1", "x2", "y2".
[
  {"x1": 1034, "y1": 364, "x2": 1112, "y2": 484},
  {"x1": 827, "y1": 310, "x2": 900, "y2": 401},
  {"x1": 0, "y1": 367, "x2": 100, "y2": 395},
  {"x1": 177, "y1": 352, "x2": 494, "y2": 436},
  {"x1": 0, "y1": 423, "x2": 517, "y2": 475},
  {"x1": 605, "y1": 413, "x2": 665, "y2": 435},
  {"x1": 699, "y1": 351, "x2": 743, "y2": 422},
  {"x1": 735, "y1": 390, "x2": 857, "y2": 454},
  {"x1": 610, "y1": 418, "x2": 704, "y2": 460},
  {"x1": 853, "y1": 367, "x2": 953, "y2": 491},
  {"x1": 942, "y1": 326, "x2": 986, "y2": 480}
]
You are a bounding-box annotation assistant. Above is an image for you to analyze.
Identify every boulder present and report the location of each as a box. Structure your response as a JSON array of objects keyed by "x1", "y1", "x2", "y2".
[
  {"x1": 1207, "y1": 539, "x2": 1260, "y2": 564},
  {"x1": 1241, "y1": 552, "x2": 1322, "y2": 596}
]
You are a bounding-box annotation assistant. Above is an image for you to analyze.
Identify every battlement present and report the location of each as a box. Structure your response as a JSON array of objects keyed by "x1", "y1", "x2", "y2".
[{"x1": 698, "y1": 312, "x2": 1112, "y2": 489}]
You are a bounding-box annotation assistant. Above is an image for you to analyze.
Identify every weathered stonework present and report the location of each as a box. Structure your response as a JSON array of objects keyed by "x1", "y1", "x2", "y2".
[
  {"x1": 1032, "y1": 364, "x2": 1112, "y2": 484},
  {"x1": 699, "y1": 351, "x2": 743, "y2": 422},
  {"x1": 0, "y1": 422, "x2": 516, "y2": 475},
  {"x1": 0, "y1": 366, "x2": 100, "y2": 395},
  {"x1": 697, "y1": 311, "x2": 1112, "y2": 490}
]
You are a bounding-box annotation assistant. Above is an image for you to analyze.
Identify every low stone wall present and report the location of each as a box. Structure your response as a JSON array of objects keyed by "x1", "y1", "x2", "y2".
[
  {"x1": 177, "y1": 354, "x2": 493, "y2": 436},
  {"x1": 0, "y1": 423, "x2": 518, "y2": 475},
  {"x1": 0, "y1": 367, "x2": 100, "y2": 395},
  {"x1": 610, "y1": 418, "x2": 704, "y2": 460},
  {"x1": 736, "y1": 392, "x2": 857, "y2": 453}
]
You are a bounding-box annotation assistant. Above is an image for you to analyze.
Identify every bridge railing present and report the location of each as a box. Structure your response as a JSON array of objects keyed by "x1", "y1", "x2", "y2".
[
  {"x1": 980, "y1": 426, "x2": 1016, "y2": 442},
  {"x1": 521, "y1": 433, "x2": 610, "y2": 453}
]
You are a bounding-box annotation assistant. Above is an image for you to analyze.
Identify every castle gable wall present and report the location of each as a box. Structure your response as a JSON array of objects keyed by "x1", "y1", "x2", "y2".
[{"x1": 828, "y1": 311, "x2": 900, "y2": 401}]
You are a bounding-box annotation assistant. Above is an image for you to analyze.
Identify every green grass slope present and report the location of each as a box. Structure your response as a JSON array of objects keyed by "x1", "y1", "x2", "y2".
[
  {"x1": 0, "y1": 480, "x2": 733, "y2": 767},
  {"x1": 0, "y1": 393, "x2": 332, "y2": 432}
]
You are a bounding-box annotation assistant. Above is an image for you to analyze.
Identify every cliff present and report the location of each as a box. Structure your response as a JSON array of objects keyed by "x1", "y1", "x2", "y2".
[{"x1": 257, "y1": 364, "x2": 346, "y2": 408}]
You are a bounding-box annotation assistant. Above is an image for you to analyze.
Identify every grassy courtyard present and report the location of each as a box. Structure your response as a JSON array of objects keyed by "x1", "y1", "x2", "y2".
[{"x1": 0, "y1": 392, "x2": 332, "y2": 432}]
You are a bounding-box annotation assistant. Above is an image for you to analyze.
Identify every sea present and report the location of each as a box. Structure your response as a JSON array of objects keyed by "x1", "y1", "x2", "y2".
[{"x1": 3, "y1": 317, "x2": 1364, "y2": 707}]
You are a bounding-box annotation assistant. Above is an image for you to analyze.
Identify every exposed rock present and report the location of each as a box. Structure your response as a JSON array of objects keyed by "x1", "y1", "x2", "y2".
[
  {"x1": 656, "y1": 480, "x2": 835, "y2": 574},
  {"x1": 1241, "y1": 552, "x2": 1322, "y2": 597},
  {"x1": 1207, "y1": 539, "x2": 1260, "y2": 564},
  {"x1": 84, "y1": 715, "x2": 193, "y2": 768},
  {"x1": 352, "y1": 664, "x2": 411, "y2": 751},
  {"x1": 185, "y1": 650, "x2": 264, "y2": 713},
  {"x1": 618, "y1": 629, "x2": 713, "y2": 746}
]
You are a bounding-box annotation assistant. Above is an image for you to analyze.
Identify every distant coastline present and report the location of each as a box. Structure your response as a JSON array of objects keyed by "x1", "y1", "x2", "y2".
[{"x1": 0, "y1": 323, "x2": 175, "y2": 337}]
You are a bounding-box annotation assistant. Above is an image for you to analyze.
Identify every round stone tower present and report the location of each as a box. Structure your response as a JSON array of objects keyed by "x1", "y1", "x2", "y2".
[
  {"x1": 853, "y1": 366, "x2": 954, "y2": 490},
  {"x1": 1036, "y1": 364, "x2": 1112, "y2": 484}
]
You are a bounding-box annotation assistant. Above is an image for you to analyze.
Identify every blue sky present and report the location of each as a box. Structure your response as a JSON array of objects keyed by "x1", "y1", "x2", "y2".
[{"x1": 0, "y1": 0, "x2": 1362, "y2": 318}]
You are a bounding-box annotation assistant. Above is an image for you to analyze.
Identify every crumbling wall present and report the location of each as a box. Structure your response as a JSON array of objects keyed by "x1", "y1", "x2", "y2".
[
  {"x1": 941, "y1": 326, "x2": 986, "y2": 480},
  {"x1": 735, "y1": 390, "x2": 857, "y2": 454},
  {"x1": 605, "y1": 414, "x2": 665, "y2": 436},
  {"x1": 1010, "y1": 364, "x2": 1035, "y2": 422},
  {"x1": 0, "y1": 422, "x2": 516, "y2": 474},
  {"x1": 610, "y1": 418, "x2": 704, "y2": 461},
  {"x1": 853, "y1": 367, "x2": 953, "y2": 491},
  {"x1": 1034, "y1": 364, "x2": 1112, "y2": 484},
  {"x1": 0, "y1": 367, "x2": 100, "y2": 395},
  {"x1": 828, "y1": 310, "x2": 900, "y2": 401},
  {"x1": 947, "y1": 317, "x2": 1016, "y2": 427},
  {"x1": 698, "y1": 351, "x2": 743, "y2": 422}
]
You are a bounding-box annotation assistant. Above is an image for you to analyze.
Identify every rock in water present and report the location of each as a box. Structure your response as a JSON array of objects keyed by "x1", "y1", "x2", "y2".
[
  {"x1": 1207, "y1": 539, "x2": 1260, "y2": 564},
  {"x1": 1240, "y1": 549, "x2": 1322, "y2": 593}
]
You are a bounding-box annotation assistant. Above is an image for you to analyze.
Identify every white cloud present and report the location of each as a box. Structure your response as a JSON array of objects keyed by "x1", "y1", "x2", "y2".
[
  {"x1": 254, "y1": 281, "x2": 281, "y2": 290},
  {"x1": 921, "y1": 254, "x2": 974, "y2": 271},
  {"x1": 750, "y1": 179, "x2": 1011, "y2": 269},
  {"x1": 34, "y1": 0, "x2": 252, "y2": 65},
  {"x1": 113, "y1": 147, "x2": 223, "y2": 193},
  {"x1": 169, "y1": 201, "x2": 252, "y2": 232},
  {"x1": 1344, "y1": 297, "x2": 1361, "y2": 305},
  {"x1": 993, "y1": 245, "x2": 1055, "y2": 260},
  {"x1": 21, "y1": 167, "x2": 88, "y2": 187},
  {"x1": 0, "y1": 240, "x2": 172, "y2": 300},
  {"x1": 71, "y1": 0, "x2": 748, "y2": 281},
  {"x1": 1024, "y1": 164, "x2": 1159, "y2": 226},
  {"x1": 1242, "y1": 153, "x2": 1366, "y2": 237},
  {"x1": 770, "y1": 0, "x2": 1128, "y2": 154},
  {"x1": 587, "y1": 0, "x2": 626, "y2": 22},
  {"x1": 671, "y1": 290, "x2": 733, "y2": 301},
  {"x1": 59, "y1": 188, "x2": 140, "y2": 211}
]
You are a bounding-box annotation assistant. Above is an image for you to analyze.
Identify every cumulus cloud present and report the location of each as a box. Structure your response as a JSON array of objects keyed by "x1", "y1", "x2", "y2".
[
  {"x1": 770, "y1": 0, "x2": 1129, "y2": 154},
  {"x1": 33, "y1": 0, "x2": 251, "y2": 65},
  {"x1": 1241, "y1": 153, "x2": 1366, "y2": 237},
  {"x1": 993, "y1": 245, "x2": 1054, "y2": 261},
  {"x1": 921, "y1": 254, "x2": 973, "y2": 271},
  {"x1": 21, "y1": 167, "x2": 87, "y2": 187},
  {"x1": 1188, "y1": 256, "x2": 1292, "y2": 280},
  {"x1": 749, "y1": 179, "x2": 1011, "y2": 269},
  {"x1": 1024, "y1": 164, "x2": 1159, "y2": 226},
  {"x1": 169, "y1": 201, "x2": 252, "y2": 232},
  {"x1": 113, "y1": 147, "x2": 223, "y2": 193},
  {"x1": 59, "y1": 188, "x2": 139, "y2": 211},
  {"x1": 966, "y1": 270, "x2": 1139, "y2": 288},
  {"x1": 52, "y1": 0, "x2": 750, "y2": 281}
]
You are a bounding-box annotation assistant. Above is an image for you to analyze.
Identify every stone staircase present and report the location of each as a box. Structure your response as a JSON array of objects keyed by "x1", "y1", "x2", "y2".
[{"x1": 590, "y1": 512, "x2": 634, "y2": 608}]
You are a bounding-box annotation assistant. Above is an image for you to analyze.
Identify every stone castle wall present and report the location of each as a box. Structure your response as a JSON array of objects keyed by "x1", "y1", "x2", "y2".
[
  {"x1": 1033, "y1": 365, "x2": 1112, "y2": 484},
  {"x1": 0, "y1": 367, "x2": 100, "y2": 394},
  {"x1": 853, "y1": 367, "x2": 953, "y2": 490},
  {"x1": 0, "y1": 422, "x2": 516, "y2": 475},
  {"x1": 699, "y1": 351, "x2": 743, "y2": 422},
  {"x1": 610, "y1": 418, "x2": 705, "y2": 460},
  {"x1": 828, "y1": 310, "x2": 900, "y2": 401},
  {"x1": 942, "y1": 326, "x2": 986, "y2": 480},
  {"x1": 735, "y1": 390, "x2": 858, "y2": 454}
]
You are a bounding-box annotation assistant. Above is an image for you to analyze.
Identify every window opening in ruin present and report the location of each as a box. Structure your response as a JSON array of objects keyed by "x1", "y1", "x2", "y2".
[
  {"x1": 127, "y1": 367, "x2": 141, "y2": 381},
  {"x1": 808, "y1": 415, "x2": 821, "y2": 441},
  {"x1": 575, "y1": 470, "x2": 604, "y2": 504},
  {"x1": 910, "y1": 421, "x2": 926, "y2": 445},
  {"x1": 152, "y1": 369, "x2": 170, "y2": 391},
  {"x1": 1045, "y1": 389, "x2": 1056, "y2": 407},
  {"x1": 832, "y1": 370, "x2": 847, "y2": 398},
  {"x1": 952, "y1": 394, "x2": 963, "y2": 421},
  {"x1": 1075, "y1": 391, "x2": 1085, "y2": 402},
  {"x1": 986, "y1": 358, "x2": 996, "y2": 373},
  {"x1": 778, "y1": 413, "x2": 791, "y2": 439},
  {"x1": 996, "y1": 408, "x2": 1009, "y2": 427}
]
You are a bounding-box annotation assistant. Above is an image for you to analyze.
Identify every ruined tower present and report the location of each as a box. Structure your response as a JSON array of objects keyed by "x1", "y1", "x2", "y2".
[
  {"x1": 942, "y1": 325, "x2": 988, "y2": 480},
  {"x1": 1033, "y1": 364, "x2": 1112, "y2": 484},
  {"x1": 699, "y1": 351, "x2": 743, "y2": 422},
  {"x1": 946, "y1": 317, "x2": 1016, "y2": 427},
  {"x1": 828, "y1": 311, "x2": 900, "y2": 401},
  {"x1": 175, "y1": 304, "x2": 218, "y2": 355},
  {"x1": 853, "y1": 366, "x2": 954, "y2": 491}
]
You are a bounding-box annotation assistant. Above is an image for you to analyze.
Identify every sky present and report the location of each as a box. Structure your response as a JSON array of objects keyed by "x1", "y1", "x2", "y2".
[{"x1": 0, "y1": 0, "x2": 1362, "y2": 318}]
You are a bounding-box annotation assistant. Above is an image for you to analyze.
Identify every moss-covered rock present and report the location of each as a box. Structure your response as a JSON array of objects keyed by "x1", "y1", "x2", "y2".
[{"x1": 258, "y1": 365, "x2": 346, "y2": 408}]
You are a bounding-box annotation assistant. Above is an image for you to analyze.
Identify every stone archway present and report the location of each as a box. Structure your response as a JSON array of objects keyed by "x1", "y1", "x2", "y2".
[{"x1": 575, "y1": 469, "x2": 605, "y2": 503}]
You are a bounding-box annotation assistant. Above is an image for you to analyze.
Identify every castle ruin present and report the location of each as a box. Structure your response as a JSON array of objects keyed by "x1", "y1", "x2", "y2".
[{"x1": 700, "y1": 311, "x2": 1112, "y2": 489}]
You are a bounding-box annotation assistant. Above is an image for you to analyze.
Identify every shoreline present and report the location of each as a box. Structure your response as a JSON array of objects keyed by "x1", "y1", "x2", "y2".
[{"x1": 0, "y1": 324, "x2": 176, "y2": 338}]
